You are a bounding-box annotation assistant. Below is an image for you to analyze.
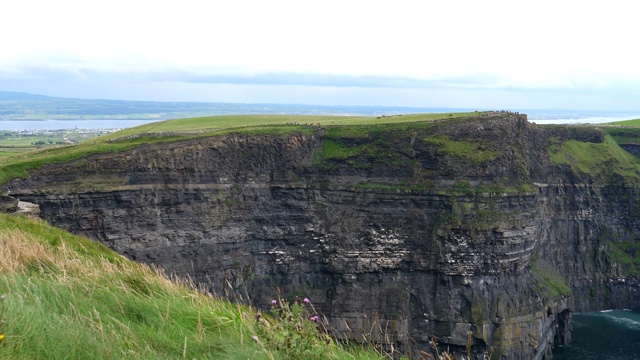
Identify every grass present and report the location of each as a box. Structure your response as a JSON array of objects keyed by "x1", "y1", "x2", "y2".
[
  {"x1": 310, "y1": 112, "x2": 490, "y2": 173},
  {"x1": 0, "y1": 213, "x2": 381, "y2": 360},
  {"x1": 600, "y1": 119, "x2": 640, "y2": 146},
  {"x1": 0, "y1": 135, "x2": 196, "y2": 185},
  {"x1": 547, "y1": 134, "x2": 640, "y2": 180},
  {"x1": 312, "y1": 140, "x2": 369, "y2": 168},
  {"x1": 98, "y1": 113, "x2": 478, "y2": 140},
  {"x1": 426, "y1": 135, "x2": 500, "y2": 164},
  {"x1": 601, "y1": 126, "x2": 640, "y2": 145},
  {"x1": 606, "y1": 240, "x2": 640, "y2": 276},
  {"x1": 605, "y1": 118, "x2": 640, "y2": 126},
  {"x1": 530, "y1": 258, "x2": 572, "y2": 299},
  {"x1": 354, "y1": 181, "x2": 434, "y2": 192},
  {"x1": 0, "y1": 149, "x2": 25, "y2": 158}
]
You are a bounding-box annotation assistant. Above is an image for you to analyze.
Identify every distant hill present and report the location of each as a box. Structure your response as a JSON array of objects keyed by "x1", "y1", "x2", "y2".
[
  {"x1": 0, "y1": 91, "x2": 469, "y2": 121},
  {"x1": 0, "y1": 91, "x2": 50, "y2": 100}
]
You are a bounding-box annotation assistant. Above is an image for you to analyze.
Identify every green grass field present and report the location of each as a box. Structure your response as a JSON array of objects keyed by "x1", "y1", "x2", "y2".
[
  {"x1": 606, "y1": 118, "x2": 640, "y2": 126},
  {"x1": 98, "y1": 112, "x2": 477, "y2": 139},
  {"x1": 0, "y1": 213, "x2": 381, "y2": 359},
  {"x1": 0, "y1": 149, "x2": 27, "y2": 158}
]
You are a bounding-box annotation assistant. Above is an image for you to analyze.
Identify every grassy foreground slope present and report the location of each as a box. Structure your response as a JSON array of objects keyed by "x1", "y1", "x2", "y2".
[{"x1": 0, "y1": 213, "x2": 379, "y2": 359}]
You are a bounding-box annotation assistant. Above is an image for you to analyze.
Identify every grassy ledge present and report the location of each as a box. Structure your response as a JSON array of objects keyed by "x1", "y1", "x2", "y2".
[
  {"x1": 547, "y1": 134, "x2": 640, "y2": 181},
  {"x1": 0, "y1": 213, "x2": 380, "y2": 360},
  {"x1": 530, "y1": 257, "x2": 572, "y2": 300}
]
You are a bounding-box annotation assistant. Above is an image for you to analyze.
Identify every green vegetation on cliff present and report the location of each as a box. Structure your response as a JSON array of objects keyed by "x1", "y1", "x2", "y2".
[
  {"x1": 547, "y1": 134, "x2": 640, "y2": 181},
  {"x1": 0, "y1": 135, "x2": 194, "y2": 185},
  {"x1": 0, "y1": 213, "x2": 379, "y2": 359},
  {"x1": 600, "y1": 118, "x2": 640, "y2": 146},
  {"x1": 426, "y1": 135, "x2": 500, "y2": 164},
  {"x1": 603, "y1": 127, "x2": 640, "y2": 145},
  {"x1": 606, "y1": 240, "x2": 640, "y2": 276},
  {"x1": 530, "y1": 258, "x2": 572, "y2": 299},
  {"x1": 311, "y1": 114, "x2": 489, "y2": 167}
]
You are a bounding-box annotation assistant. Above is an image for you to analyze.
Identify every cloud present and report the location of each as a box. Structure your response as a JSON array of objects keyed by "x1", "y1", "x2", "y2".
[
  {"x1": 12, "y1": 62, "x2": 640, "y2": 98},
  {"x1": 143, "y1": 70, "x2": 452, "y2": 88},
  {"x1": 5, "y1": 62, "x2": 630, "y2": 93},
  {"x1": 3, "y1": 61, "x2": 640, "y2": 112}
]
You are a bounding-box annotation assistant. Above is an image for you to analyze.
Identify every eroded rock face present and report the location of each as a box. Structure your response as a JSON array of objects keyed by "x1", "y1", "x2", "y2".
[
  {"x1": 0, "y1": 192, "x2": 18, "y2": 212},
  {"x1": 6, "y1": 114, "x2": 640, "y2": 359}
]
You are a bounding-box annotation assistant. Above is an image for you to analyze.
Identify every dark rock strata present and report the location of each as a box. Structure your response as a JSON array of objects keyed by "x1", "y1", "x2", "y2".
[
  {"x1": 0, "y1": 192, "x2": 17, "y2": 212},
  {"x1": 5, "y1": 114, "x2": 640, "y2": 359}
]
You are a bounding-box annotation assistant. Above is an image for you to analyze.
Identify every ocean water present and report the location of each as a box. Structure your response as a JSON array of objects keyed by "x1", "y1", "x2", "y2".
[{"x1": 553, "y1": 309, "x2": 640, "y2": 360}]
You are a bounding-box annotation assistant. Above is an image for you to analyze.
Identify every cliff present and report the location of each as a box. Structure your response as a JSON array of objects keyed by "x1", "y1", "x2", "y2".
[
  {"x1": 0, "y1": 191, "x2": 18, "y2": 212},
  {"x1": 4, "y1": 113, "x2": 640, "y2": 359}
]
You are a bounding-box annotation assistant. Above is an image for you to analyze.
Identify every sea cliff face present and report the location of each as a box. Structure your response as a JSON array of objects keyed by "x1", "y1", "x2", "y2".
[{"x1": 5, "y1": 113, "x2": 640, "y2": 359}]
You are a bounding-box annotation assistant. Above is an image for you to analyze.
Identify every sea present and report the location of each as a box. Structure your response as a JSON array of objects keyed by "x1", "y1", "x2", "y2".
[{"x1": 553, "y1": 309, "x2": 640, "y2": 360}]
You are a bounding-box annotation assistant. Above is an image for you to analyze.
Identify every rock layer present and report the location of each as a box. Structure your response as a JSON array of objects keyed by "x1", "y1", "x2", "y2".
[{"x1": 5, "y1": 113, "x2": 640, "y2": 359}]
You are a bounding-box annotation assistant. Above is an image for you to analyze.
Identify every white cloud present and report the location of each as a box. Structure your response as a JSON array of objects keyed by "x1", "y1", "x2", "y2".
[{"x1": 1, "y1": 0, "x2": 639, "y2": 109}]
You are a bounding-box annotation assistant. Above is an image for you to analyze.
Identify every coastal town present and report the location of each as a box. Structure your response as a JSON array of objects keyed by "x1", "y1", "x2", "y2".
[{"x1": 0, "y1": 127, "x2": 119, "y2": 155}]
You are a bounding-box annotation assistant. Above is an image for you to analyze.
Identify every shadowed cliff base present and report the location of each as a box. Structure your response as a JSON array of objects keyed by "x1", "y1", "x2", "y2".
[{"x1": 3, "y1": 112, "x2": 640, "y2": 359}]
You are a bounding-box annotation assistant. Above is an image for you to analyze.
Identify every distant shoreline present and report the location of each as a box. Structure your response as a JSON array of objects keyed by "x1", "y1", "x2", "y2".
[{"x1": 1, "y1": 112, "x2": 640, "y2": 131}]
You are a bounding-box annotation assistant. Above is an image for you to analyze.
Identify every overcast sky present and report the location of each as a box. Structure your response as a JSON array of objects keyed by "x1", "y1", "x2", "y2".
[{"x1": 1, "y1": 0, "x2": 639, "y2": 110}]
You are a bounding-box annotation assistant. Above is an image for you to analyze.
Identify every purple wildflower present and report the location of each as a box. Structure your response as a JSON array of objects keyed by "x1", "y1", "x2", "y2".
[
  {"x1": 303, "y1": 297, "x2": 310, "y2": 304},
  {"x1": 310, "y1": 315, "x2": 319, "y2": 322},
  {"x1": 271, "y1": 299, "x2": 277, "y2": 306}
]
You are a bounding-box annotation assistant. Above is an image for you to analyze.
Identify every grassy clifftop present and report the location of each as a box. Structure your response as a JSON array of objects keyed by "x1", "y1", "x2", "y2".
[
  {"x1": 0, "y1": 112, "x2": 476, "y2": 186},
  {"x1": 0, "y1": 213, "x2": 379, "y2": 359},
  {"x1": 4, "y1": 112, "x2": 640, "y2": 189}
]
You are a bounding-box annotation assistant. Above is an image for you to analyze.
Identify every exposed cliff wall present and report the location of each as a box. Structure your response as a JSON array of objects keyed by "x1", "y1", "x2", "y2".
[
  {"x1": 0, "y1": 191, "x2": 17, "y2": 212},
  {"x1": 5, "y1": 113, "x2": 640, "y2": 359}
]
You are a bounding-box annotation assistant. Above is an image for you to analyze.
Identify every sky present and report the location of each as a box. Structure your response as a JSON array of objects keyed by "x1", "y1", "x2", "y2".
[{"x1": 1, "y1": 0, "x2": 639, "y2": 111}]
